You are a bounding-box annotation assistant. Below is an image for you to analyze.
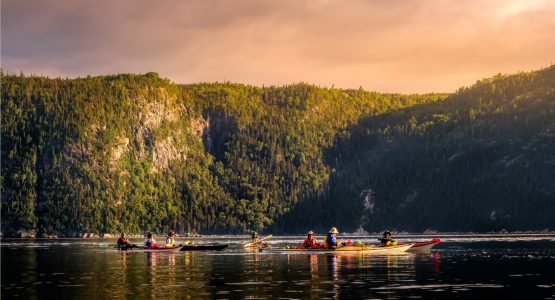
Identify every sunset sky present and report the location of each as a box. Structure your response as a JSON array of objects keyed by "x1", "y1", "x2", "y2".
[{"x1": 2, "y1": 0, "x2": 554, "y2": 93}]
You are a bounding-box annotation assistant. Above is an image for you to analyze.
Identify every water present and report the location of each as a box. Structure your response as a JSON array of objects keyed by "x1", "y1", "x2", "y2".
[{"x1": 2, "y1": 235, "x2": 555, "y2": 299}]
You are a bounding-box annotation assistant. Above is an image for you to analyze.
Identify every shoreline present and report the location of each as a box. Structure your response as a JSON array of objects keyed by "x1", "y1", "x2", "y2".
[{"x1": 2, "y1": 232, "x2": 555, "y2": 240}]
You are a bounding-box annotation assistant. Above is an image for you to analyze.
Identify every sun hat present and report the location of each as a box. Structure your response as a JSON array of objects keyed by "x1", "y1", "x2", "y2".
[{"x1": 329, "y1": 227, "x2": 339, "y2": 234}]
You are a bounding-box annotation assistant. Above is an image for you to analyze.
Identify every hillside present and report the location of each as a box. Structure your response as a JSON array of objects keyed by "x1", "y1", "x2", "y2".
[
  {"x1": 1, "y1": 66, "x2": 554, "y2": 237},
  {"x1": 1, "y1": 72, "x2": 443, "y2": 237},
  {"x1": 274, "y1": 66, "x2": 555, "y2": 233}
]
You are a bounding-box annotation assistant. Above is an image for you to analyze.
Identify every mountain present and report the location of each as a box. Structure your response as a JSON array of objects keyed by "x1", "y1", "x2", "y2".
[
  {"x1": 1, "y1": 66, "x2": 554, "y2": 237},
  {"x1": 274, "y1": 66, "x2": 555, "y2": 233}
]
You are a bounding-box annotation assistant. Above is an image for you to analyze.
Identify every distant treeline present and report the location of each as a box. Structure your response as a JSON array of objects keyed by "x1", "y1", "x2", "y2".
[{"x1": 2, "y1": 66, "x2": 554, "y2": 237}]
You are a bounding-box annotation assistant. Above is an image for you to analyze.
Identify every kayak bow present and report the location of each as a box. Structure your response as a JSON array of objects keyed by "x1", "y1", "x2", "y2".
[{"x1": 407, "y1": 238, "x2": 440, "y2": 253}]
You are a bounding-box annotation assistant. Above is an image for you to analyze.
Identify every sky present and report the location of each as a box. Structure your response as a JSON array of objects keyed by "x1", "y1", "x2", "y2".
[{"x1": 2, "y1": 0, "x2": 554, "y2": 93}]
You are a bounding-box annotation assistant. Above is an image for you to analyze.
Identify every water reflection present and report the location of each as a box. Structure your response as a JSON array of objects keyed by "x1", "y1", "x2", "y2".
[
  {"x1": 2, "y1": 239, "x2": 554, "y2": 299},
  {"x1": 309, "y1": 255, "x2": 319, "y2": 298},
  {"x1": 432, "y1": 252, "x2": 441, "y2": 276}
]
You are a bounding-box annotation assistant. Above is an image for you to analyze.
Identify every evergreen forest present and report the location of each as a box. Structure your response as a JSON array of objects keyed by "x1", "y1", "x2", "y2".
[{"x1": 2, "y1": 66, "x2": 554, "y2": 237}]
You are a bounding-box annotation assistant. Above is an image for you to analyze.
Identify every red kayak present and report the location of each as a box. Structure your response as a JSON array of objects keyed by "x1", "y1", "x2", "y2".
[
  {"x1": 116, "y1": 245, "x2": 181, "y2": 252},
  {"x1": 406, "y1": 238, "x2": 440, "y2": 253}
]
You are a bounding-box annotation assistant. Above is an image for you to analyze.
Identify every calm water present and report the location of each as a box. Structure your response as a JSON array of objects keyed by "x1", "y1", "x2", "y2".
[{"x1": 2, "y1": 235, "x2": 555, "y2": 299}]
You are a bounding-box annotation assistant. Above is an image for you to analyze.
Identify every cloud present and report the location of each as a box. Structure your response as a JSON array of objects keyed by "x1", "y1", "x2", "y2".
[{"x1": 2, "y1": 0, "x2": 554, "y2": 93}]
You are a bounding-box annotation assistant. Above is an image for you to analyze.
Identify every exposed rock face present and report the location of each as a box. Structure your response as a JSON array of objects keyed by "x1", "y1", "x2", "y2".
[
  {"x1": 81, "y1": 232, "x2": 100, "y2": 238},
  {"x1": 191, "y1": 118, "x2": 209, "y2": 141},
  {"x1": 110, "y1": 137, "x2": 129, "y2": 168},
  {"x1": 152, "y1": 136, "x2": 188, "y2": 172},
  {"x1": 61, "y1": 90, "x2": 191, "y2": 174}
]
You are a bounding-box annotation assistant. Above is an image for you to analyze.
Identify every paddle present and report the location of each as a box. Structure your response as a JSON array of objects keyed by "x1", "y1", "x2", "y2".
[
  {"x1": 244, "y1": 234, "x2": 272, "y2": 248},
  {"x1": 177, "y1": 240, "x2": 192, "y2": 247}
]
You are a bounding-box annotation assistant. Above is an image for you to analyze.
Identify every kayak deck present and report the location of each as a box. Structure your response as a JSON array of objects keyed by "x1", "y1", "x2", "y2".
[
  {"x1": 120, "y1": 245, "x2": 181, "y2": 252},
  {"x1": 118, "y1": 244, "x2": 229, "y2": 252},
  {"x1": 261, "y1": 244, "x2": 413, "y2": 254},
  {"x1": 180, "y1": 244, "x2": 228, "y2": 251}
]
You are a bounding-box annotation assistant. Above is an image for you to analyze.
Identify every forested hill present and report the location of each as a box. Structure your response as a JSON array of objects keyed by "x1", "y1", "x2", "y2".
[
  {"x1": 273, "y1": 65, "x2": 555, "y2": 233},
  {"x1": 2, "y1": 66, "x2": 554, "y2": 237}
]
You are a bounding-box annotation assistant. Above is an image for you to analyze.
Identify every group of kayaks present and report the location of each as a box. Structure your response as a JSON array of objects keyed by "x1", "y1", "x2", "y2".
[
  {"x1": 116, "y1": 236, "x2": 440, "y2": 254},
  {"x1": 259, "y1": 237, "x2": 440, "y2": 254}
]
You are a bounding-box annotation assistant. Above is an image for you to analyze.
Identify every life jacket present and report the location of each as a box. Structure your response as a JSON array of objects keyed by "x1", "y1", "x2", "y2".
[
  {"x1": 145, "y1": 239, "x2": 157, "y2": 248},
  {"x1": 117, "y1": 238, "x2": 128, "y2": 245},
  {"x1": 380, "y1": 238, "x2": 397, "y2": 246},
  {"x1": 165, "y1": 237, "x2": 175, "y2": 246},
  {"x1": 325, "y1": 234, "x2": 338, "y2": 249},
  {"x1": 302, "y1": 237, "x2": 318, "y2": 248}
]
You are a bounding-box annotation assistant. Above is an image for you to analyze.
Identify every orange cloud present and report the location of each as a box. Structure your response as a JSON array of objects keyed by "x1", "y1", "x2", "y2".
[{"x1": 2, "y1": 0, "x2": 554, "y2": 93}]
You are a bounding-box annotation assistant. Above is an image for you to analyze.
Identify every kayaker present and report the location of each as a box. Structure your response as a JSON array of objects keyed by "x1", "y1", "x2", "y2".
[
  {"x1": 323, "y1": 227, "x2": 340, "y2": 249},
  {"x1": 116, "y1": 233, "x2": 137, "y2": 250},
  {"x1": 165, "y1": 230, "x2": 176, "y2": 247},
  {"x1": 379, "y1": 230, "x2": 397, "y2": 246},
  {"x1": 144, "y1": 232, "x2": 160, "y2": 249},
  {"x1": 302, "y1": 231, "x2": 320, "y2": 248},
  {"x1": 251, "y1": 232, "x2": 260, "y2": 245}
]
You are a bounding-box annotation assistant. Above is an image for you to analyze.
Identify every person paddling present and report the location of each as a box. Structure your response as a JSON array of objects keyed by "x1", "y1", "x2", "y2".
[
  {"x1": 379, "y1": 230, "x2": 398, "y2": 246},
  {"x1": 116, "y1": 233, "x2": 138, "y2": 250},
  {"x1": 144, "y1": 232, "x2": 160, "y2": 249},
  {"x1": 251, "y1": 232, "x2": 260, "y2": 245},
  {"x1": 165, "y1": 230, "x2": 176, "y2": 247},
  {"x1": 302, "y1": 231, "x2": 320, "y2": 248},
  {"x1": 324, "y1": 227, "x2": 340, "y2": 249}
]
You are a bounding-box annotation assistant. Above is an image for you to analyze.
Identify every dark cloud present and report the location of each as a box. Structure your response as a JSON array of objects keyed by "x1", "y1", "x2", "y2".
[{"x1": 2, "y1": 0, "x2": 554, "y2": 92}]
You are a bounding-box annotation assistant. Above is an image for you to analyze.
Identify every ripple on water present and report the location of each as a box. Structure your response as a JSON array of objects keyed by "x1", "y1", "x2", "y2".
[
  {"x1": 373, "y1": 283, "x2": 504, "y2": 290},
  {"x1": 58, "y1": 284, "x2": 86, "y2": 287},
  {"x1": 215, "y1": 291, "x2": 230, "y2": 294},
  {"x1": 226, "y1": 282, "x2": 268, "y2": 286}
]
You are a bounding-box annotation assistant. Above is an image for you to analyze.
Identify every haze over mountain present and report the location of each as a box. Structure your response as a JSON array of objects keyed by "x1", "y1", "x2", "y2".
[{"x1": 2, "y1": 66, "x2": 554, "y2": 237}]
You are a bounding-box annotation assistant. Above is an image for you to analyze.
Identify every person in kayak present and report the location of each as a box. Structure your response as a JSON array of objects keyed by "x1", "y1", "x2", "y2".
[
  {"x1": 165, "y1": 230, "x2": 176, "y2": 247},
  {"x1": 251, "y1": 232, "x2": 260, "y2": 245},
  {"x1": 144, "y1": 232, "x2": 160, "y2": 249},
  {"x1": 116, "y1": 233, "x2": 138, "y2": 250},
  {"x1": 379, "y1": 230, "x2": 398, "y2": 246},
  {"x1": 302, "y1": 231, "x2": 320, "y2": 248},
  {"x1": 323, "y1": 227, "x2": 340, "y2": 249}
]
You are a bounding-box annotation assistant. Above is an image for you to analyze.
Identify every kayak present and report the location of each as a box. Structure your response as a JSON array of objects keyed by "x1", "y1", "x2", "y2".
[
  {"x1": 117, "y1": 245, "x2": 181, "y2": 252},
  {"x1": 243, "y1": 235, "x2": 272, "y2": 248},
  {"x1": 261, "y1": 244, "x2": 412, "y2": 254},
  {"x1": 180, "y1": 244, "x2": 228, "y2": 251},
  {"x1": 244, "y1": 244, "x2": 271, "y2": 252},
  {"x1": 407, "y1": 238, "x2": 440, "y2": 253}
]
